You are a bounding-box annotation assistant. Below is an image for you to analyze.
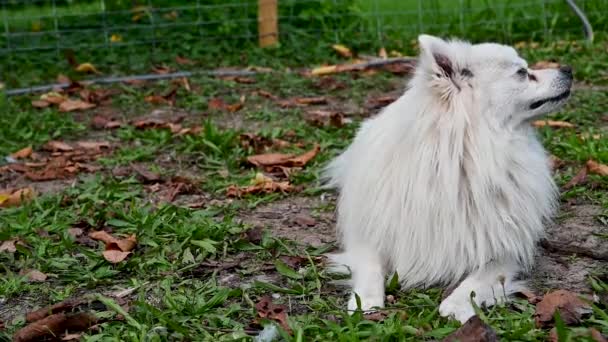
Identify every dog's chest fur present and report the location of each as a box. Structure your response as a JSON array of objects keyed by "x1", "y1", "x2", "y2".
[{"x1": 332, "y1": 94, "x2": 557, "y2": 288}]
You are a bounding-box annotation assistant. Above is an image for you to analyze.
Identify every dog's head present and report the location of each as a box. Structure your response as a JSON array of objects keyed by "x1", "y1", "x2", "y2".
[{"x1": 411, "y1": 35, "x2": 572, "y2": 125}]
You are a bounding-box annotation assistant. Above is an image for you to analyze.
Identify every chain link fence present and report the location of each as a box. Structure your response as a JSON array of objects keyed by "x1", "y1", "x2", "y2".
[{"x1": 0, "y1": 0, "x2": 605, "y2": 90}]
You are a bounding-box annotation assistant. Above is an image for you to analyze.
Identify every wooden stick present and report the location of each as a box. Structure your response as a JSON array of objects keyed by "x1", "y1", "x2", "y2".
[{"x1": 258, "y1": 0, "x2": 278, "y2": 47}]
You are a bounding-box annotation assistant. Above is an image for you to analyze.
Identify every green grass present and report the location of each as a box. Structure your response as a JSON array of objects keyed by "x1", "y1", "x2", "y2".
[{"x1": 2, "y1": 17, "x2": 608, "y2": 341}]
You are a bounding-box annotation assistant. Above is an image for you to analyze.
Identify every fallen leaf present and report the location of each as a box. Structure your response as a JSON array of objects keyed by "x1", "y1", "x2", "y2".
[
  {"x1": 21, "y1": 269, "x2": 47, "y2": 282},
  {"x1": 255, "y1": 296, "x2": 292, "y2": 334},
  {"x1": 40, "y1": 92, "x2": 67, "y2": 105},
  {"x1": 563, "y1": 166, "x2": 588, "y2": 190},
  {"x1": 59, "y1": 99, "x2": 96, "y2": 112},
  {"x1": 11, "y1": 146, "x2": 33, "y2": 159},
  {"x1": 226, "y1": 173, "x2": 294, "y2": 197},
  {"x1": 110, "y1": 34, "x2": 122, "y2": 42},
  {"x1": 591, "y1": 328, "x2": 608, "y2": 342},
  {"x1": 517, "y1": 289, "x2": 542, "y2": 304},
  {"x1": 279, "y1": 255, "x2": 307, "y2": 269},
  {"x1": 208, "y1": 97, "x2": 244, "y2": 112},
  {"x1": 0, "y1": 187, "x2": 35, "y2": 208},
  {"x1": 44, "y1": 140, "x2": 74, "y2": 152},
  {"x1": 587, "y1": 160, "x2": 608, "y2": 176},
  {"x1": 13, "y1": 312, "x2": 97, "y2": 342},
  {"x1": 144, "y1": 95, "x2": 171, "y2": 105},
  {"x1": 31, "y1": 100, "x2": 51, "y2": 108},
  {"x1": 67, "y1": 228, "x2": 84, "y2": 238},
  {"x1": 89, "y1": 230, "x2": 118, "y2": 245},
  {"x1": 89, "y1": 231, "x2": 137, "y2": 263},
  {"x1": 61, "y1": 333, "x2": 83, "y2": 341},
  {"x1": 364, "y1": 311, "x2": 388, "y2": 322},
  {"x1": 549, "y1": 155, "x2": 564, "y2": 170},
  {"x1": 295, "y1": 96, "x2": 327, "y2": 105},
  {"x1": 152, "y1": 65, "x2": 172, "y2": 74},
  {"x1": 0, "y1": 239, "x2": 21, "y2": 253},
  {"x1": 332, "y1": 44, "x2": 352, "y2": 58},
  {"x1": 75, "y1": 141, "x2": 110, "y2": 151},
  {"x1": 293, "y1": 214, "x2": 316, "y2": 227},
  {"x1": 131, "y1": 164, "x2": 162, "y2": 183},
  {"x1": 247, "y1": 153, "x2": 294, "y2": 167},
  {"x1": 532, "y1": 120, "x2": 574, "y2": 128},
  {"x1": 175, "y1": 56, "x2": 195, "y2": 65},
  {"x1": 531, "y1": 60, "x2": 560, "y2": 69},
  {"x1": 75, "y1": 62, "x2": 101, "y2": 74},
  {"x1": 305, "y1": 110, "x2": 346, "y2": 128},
  {"x1": 442, "y1": 316, "x2": 499, "y2": 342},
  {"x1": 234, "y1": 77, "x2": 256, "y2": 84},
  {"x1": 285, "y1": 144, "x2": 320, "y2": 167},
  {"x1": 102, "y1": 250, "x2": 132, "y2": 264},
  {"x1": 91, "y1": 115, "x2": 123, "y2": 129},
  {"x1": 535, "y1": 289, "x2": 592, "y2": 327}
]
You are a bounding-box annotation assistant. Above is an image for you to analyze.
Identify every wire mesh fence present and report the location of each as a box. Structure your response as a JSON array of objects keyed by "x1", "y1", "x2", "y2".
[{"x1": 1, "y1": 0, "x2": 606, "y2": 89}]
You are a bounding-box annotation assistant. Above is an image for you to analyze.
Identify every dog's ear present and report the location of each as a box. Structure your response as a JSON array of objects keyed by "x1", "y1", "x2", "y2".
[{"x1": 418, "y1": 34, "x2": 454, "y2": 78}]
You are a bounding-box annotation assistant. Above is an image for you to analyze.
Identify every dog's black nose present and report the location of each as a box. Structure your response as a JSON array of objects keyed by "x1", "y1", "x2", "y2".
[{"x1": 559, "y1": 65, "x2": 573, "y2": 77}]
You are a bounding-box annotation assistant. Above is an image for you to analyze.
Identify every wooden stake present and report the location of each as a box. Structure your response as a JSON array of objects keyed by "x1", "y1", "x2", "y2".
[{"x1": 258, "y1": 0, "x2": 278, "y2": 47}]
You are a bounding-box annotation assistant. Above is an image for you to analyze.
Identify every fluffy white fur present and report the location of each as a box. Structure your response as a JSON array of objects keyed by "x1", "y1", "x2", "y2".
[{"x1": 324, "y1": 34, "x2": 573, "y2": 323}]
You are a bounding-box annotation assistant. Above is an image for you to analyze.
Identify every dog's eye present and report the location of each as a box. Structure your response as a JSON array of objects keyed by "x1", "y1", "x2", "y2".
[{"x1": 516, "y1": 68, "x2": 528, "y2": 78}]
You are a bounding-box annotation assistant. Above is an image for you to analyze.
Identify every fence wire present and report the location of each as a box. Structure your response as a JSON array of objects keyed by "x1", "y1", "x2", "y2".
[{"x1": 0, "y1": 0, "x2": 605, "y2": 89}]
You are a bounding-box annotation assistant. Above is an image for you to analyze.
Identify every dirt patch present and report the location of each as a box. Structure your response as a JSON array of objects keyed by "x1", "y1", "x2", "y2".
[
  {"x1": 533, "y1": 204, "x2": 608, "y2": 293},
  {"x1": 238, "y1": 195, "x2": 336, "y2": 248}
]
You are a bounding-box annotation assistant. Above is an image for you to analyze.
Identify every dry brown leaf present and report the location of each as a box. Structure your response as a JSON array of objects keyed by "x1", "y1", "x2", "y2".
[
  {"x1": 532, "y1": 120, "x2": 574, "y2": 128},
  {"x1": 91, "y1": 115, "x2": 123, "y2": 129},
  {"x1": 534, "y1": 289, "x2": 592, "y2": 327},
  {"x1": 21, "y1": 269, "x2": 48, "y2": 282},
  {"x1": 152, "y1": 65, "x2": 172, "y2": 74},
  {"x1": 13, "y1": 312, "x2": 97, "y2": 342},
  {"x1": 0, "y1": 239, "x2": 21, "y2": 253},
  {"x1": 144, "y1": 95, "x2": 171, "y2": 105},
  {"x1": 587, "y1": 160, "x2": 608, "y2": 176},
  {"x1": 305, "y1": 110, "x2": 346, "y2": 128},
  {"x1": 31, "y1": 100, "x2": 51, "y2": 108},
  {"x1": 0, "y1": 187, "x2": 35, "y2": 208},
  {"x1": 75, "y1": 62, "x2": 101, "y2": 74},
  {"x1": 11, "y1": 146, "x2": 33, "y2": 159},
  {"x1": 311, "y1": 65, "x2": 338, "y2": 76},
  {"x1": 59, "y1": 99, "x2": 96, "y2": 112},
  {"x1": 255, "y1": 296, "x2": 292, "y2": 334},
  {"x1": 75, "y1": 141, "x2": 111, "y2": 151},
  {"x1": 102, "y1": 250, "x2": 132, "y2": 264},
  {"x1": 226, "y1": 173, "x2": 294, "y2": 197},
  {"x1": 175, "y1": 56, "x2": 195, "y2": 65},
  {"x1": 44, "y1": 140, "x2": 74, "y2": 152},
  {"x1": 247, "y1": 153, "x2": 294, "y2": 167},
  {"x1": 67, "y1": 228, "x2": 84, "y2": 238},
  {"x1": 363, "y1": 311, "x2": 388, "y2": 322},
  {"x1": 89, "y1": 230, "x2": 118, "y2": 245},
  {"x1": 41, "y1": 92, "x2": 67, "y2": 105},
  {"x1": 332, "y1": 44, "x2": 352, "y2": 58},
  {"x1": 131, "y1": 164, "x2": 162, "y2": 183},
  {"x1": 295, "y1": 96, "x2": 327, "y2": 105},
  {"x1": 591, "y1": 328, "x2": 608, "y2": 342},
  {"x1": 442, "y1": 316, "x2": 499, "y2": 342},
  {"x1": 531, "y1": 60, "x2": 560, "y2": 70},
  {"x1": 61, "y1": 333, "x2": 83, "y2": 341},
  {"x1": 563, "y1": 166, "x2": 588, "y2": 190},
  {"x1": 286, "y1": 144, "x2": 320, "y2": 167}
]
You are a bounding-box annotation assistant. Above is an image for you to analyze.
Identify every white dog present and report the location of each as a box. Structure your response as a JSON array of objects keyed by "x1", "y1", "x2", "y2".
[{"x1": 324, "y1": 34, "x2": 572, "y2": 323}]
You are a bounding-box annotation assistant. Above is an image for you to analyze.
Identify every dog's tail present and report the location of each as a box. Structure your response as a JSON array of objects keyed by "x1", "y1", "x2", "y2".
[{"x1": 320, "y1": 149, "x2": 350, "y2": 190}]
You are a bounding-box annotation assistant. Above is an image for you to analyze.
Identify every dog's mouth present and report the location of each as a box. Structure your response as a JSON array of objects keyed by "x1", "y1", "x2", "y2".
[{"x1": 529, "y1": 90, "x2": 571, "y2": 110}]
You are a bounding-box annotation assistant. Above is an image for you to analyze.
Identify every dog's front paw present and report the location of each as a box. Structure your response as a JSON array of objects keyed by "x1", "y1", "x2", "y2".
[
  {"x1": 439, "y1": 294, "x2": 476, "y2": 323},
  {"x1": 347, "y1": 292, "x2": 384, "y2": 314}
]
